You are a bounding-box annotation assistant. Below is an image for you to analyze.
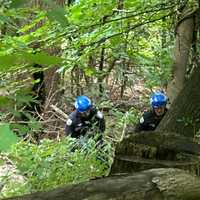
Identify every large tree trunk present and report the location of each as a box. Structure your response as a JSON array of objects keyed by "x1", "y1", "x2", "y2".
[
  {"x1": 157, "y1": 65, "x2": 200, "y2": 137},
  {"x1": 5, "y1": 168, "x2": 200, "y2": 200},
  {"x1": 167, "y1": 9, "x2": 196, "y2": 103}
]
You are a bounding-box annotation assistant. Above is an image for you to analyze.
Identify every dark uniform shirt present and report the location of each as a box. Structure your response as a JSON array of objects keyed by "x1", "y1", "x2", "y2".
[
  {"x1": 135, "y1": 109, "x2": 167, "y2": 132},
  {"x1": 65, "y1": 106, "x2": 105, "y2": 139}
]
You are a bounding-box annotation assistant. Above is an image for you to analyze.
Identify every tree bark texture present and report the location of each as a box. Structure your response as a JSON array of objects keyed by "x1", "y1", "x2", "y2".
[
  {"x1": 110, "y1": 132, "x2": 200, "y2": 175},
  {"x1": 98, "y1": 47, "x2": 105, "y2": 96},
  {"x1": 5, "y1": 168, "x2": 200, "y2": 200},
  {"x1": 157, "y1": 65, "x2": 200, "y2": 137},
  {"x1": 167, "y1": 9, "x2": 196, "y2": 103}
]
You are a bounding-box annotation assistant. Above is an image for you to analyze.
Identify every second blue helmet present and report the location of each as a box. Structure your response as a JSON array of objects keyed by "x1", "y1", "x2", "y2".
[
  {"x1": 75, "y1": 95, "x2": 92, "y2": 112},
  {"x1": 150, "y1": 91, "x2": 167, "y2": 108}
]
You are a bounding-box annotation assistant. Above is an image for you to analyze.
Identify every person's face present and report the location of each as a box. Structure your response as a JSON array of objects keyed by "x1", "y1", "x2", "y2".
[
  {"x1": 80, "y1": 109, "x2": 91, "y2": 118},
  {"x1": 154, "y1": 106, "x2": 165, "y2": 116}
]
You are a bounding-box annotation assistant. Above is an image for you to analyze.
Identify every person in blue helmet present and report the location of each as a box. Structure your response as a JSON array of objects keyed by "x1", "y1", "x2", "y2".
[
  {"x1": 65, "y1": 95, "x2": 105, "y2": 140},
  {"x1": 135, "y1": 91, "x2": 168, "y2": 132}
]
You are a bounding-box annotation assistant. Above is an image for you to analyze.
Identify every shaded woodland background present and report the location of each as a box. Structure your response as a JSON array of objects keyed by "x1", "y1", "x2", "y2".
[{"x1": 0, "y1": 0, "x2": 200, "y2": 199}]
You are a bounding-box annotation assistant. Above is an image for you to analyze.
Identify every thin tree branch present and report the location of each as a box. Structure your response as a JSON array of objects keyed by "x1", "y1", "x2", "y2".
[{"x1": 80, "y1": 11, "x2": 176, "y2": 50}]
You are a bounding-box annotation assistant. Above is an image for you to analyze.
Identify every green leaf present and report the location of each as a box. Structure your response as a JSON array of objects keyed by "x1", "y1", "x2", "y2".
[
  {"x1": 47, "y1": 7, "x2": 68, "y2": 27},
  {"x1": 0, "y1": 123, "x2": 19, "y2": 152},
  {"x1": 41, "y1": 0, "x2": 54, "y2": 5},
  {"x1": 0, "y1": 54, "x2": 21, "y2": 70},
  {"x1": 19, "y1": 12, "x2": 46, "y2": 33},
  {"x1": 23, "y1": 52, "x2": 63, "y2": 66},
  {"x1": 0, "y1": 15, "x2": 11, "y2": 25},
  {"x1": 10, "y1": 0, "x2": 28, "y2": 8},
  {"x1": 84, "y1": 67, "x2": 96, "y2": 76},
  {"x1": 70, "y1": 6, "x2": 82, "y2": 24},
  {"x1": 0, "y1": 96, "x2": 12, "y2": 107},
  {"x1": 0, "y1": 52, "x2": 63, "y2": 71},
  {"x1": 10, "y1": 124, "x2": 29, "y2": 136}
]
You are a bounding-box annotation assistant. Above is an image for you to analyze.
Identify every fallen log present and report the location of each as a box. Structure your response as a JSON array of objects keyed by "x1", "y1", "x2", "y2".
[
  {"x1": 110, "y1": 131, "x2": 200, "y2": 174},
  {"x1": 5, "y1": 168, "x2": 200, "y2": 200},
  {"x1": 111, "y1": 155, "x2": 200, "y2": 174},
  {"x1": 117, "y1": 131, "x2": 200, "y2": 156}
]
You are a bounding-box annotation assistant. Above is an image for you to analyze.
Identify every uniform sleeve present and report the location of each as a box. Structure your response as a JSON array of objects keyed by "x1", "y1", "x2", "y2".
[
  {"x1": 96, "y1": 110, "x2": 105, "y2": 133},
  {"x1": 134, "y1": 112, "x2": 149, "y2": 132},
  {"x1": 64, "y1": 118, "x2": 74, "y2": 136}
]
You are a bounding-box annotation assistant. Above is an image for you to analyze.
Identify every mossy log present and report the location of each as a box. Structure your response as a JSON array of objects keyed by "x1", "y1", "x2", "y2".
[
  {"x1": 116, "y1": 131, "x2": 200, "y2": 155},
  {"x1": 5, "y1": 168, "x2": 200, "y2": 200},
  {"x1": 110, "y1": 131, "x2": 200, "y2": 175},
  {"x1": 111, "y1": 155, "x2": 200, "y2": 174}
]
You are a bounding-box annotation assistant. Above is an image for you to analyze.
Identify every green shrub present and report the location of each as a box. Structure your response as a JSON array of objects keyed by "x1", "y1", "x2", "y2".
[{"x1": 1, "y1": 137, "x2": 112, "y2": 198}]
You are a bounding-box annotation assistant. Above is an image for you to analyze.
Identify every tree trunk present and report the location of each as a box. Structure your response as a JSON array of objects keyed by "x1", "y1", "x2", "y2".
[
  {"x1": 98, "y1": 47, "x2": 105, "y2": 96},
  {"x1": 167, "y1": 9, "x2": 196, "y2": 103},
  {"x1": 5, "y1": 168, "x2": 200, "y2": 200},
  {"x1": 157, "y1": 65, "x2": 200, "y2": 137},
  {"x1": 31, "y1": 0, "x2": 66, "y2": 138}
]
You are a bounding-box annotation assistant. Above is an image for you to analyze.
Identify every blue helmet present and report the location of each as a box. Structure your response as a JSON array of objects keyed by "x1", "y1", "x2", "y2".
[
  {"x1": 74, "y1": 95, "x2": 92, "y2": 112},
  {"x1": 150, "y1": 91, "x2": 167, "y2": 109}
]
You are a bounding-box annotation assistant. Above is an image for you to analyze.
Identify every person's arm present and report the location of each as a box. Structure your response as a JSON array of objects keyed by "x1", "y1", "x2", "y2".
[
  {"x1": 134, "y1": 112, "x2": 150, "y2": 132},
  {"x1": 96, "y1": 110, "x2": 105, "y2": 133},
  {"x1": 134, "y1": 117, "x2": 144, "y2": 132},
  {"x1": 92, "y1": 110, "x2": 105, "y2": 143},
  {"x1": 64, "y1": 118, "x2": 74, "y2": 136}
]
